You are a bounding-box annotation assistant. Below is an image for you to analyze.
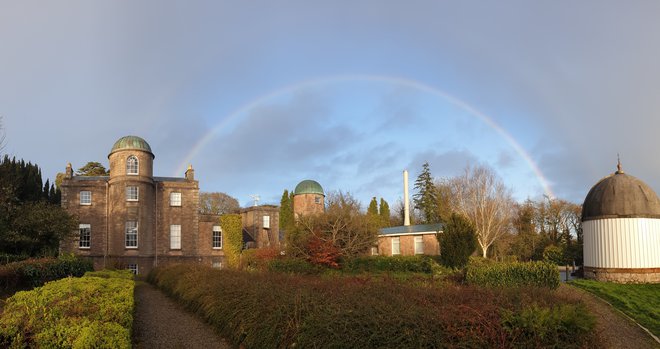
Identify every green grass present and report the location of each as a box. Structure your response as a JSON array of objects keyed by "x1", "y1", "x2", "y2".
[{"x1": 570, "y1": 279, "x2": 660, "y2": 337}]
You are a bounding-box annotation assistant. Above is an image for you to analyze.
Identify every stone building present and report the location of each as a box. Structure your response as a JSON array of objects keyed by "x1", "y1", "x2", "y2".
[
  {"x1": 241, "y1": 205, "x2": 280, "y2": 249},
  {"x1": 582, "y1": 161, "x2": 660, "y2": 283},
  {"x1": 60, "y1": 136, "x2": 225, "y2": 275},
  {"x1": 293, "y1": 179, "x2": 325, "y2": 217}
]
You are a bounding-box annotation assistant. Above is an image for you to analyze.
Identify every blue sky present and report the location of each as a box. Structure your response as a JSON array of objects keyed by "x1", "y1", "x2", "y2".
[{"x1": 2, "y1": 1, "x2": 660, "y2": 208}]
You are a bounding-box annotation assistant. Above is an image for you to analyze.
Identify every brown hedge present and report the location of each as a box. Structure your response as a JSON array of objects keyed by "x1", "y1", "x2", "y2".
[{"x1": 148, "y1": 265, "x2": 600, "y2": 349}]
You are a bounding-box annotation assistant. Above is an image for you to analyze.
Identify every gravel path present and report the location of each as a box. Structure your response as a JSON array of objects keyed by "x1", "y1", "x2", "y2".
[
  {"x1": 557, "y1": 284, "x2": 659, "y2": 349},
  {"x1": 132, "y1": 282, "x2": 231, "y2": 349}
]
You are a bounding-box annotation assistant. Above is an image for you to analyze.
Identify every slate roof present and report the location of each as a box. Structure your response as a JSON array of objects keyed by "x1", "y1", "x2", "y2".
[{"x1": 379, "y1": 223, "x2": 443, "y2": 236}]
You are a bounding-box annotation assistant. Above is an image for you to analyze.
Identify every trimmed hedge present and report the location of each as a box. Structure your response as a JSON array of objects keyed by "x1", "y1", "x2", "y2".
[
  {"x1": 466, "y1": 260, "x2": 560, "y2": 289},
  {"x1": 342, "y1": 255, "x2": 438, "y2": 274},
  {"x1": 0, "y1": 269, "x2": 134, "y2": 348},
  {"x1": 267, "y1": 257, "x2": 321, "y2": 274},
  {"x1": 0, "y1": 255, "x2": 93, "y2": 291},
  {"x1": 149, "y1": 264, "x2": 599, "y2": 348}
]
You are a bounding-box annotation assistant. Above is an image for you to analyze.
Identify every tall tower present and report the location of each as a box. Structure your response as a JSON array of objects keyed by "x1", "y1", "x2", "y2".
[
  {"x1": 293, "y1": 179, "x2": 325, "y2": 218},
  {"x1": 107, "y1": 136, "x2": 156, "y2": 258}
]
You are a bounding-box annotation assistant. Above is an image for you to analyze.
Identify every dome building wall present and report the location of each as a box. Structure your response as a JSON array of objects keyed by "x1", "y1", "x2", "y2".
[
  {"x1": 293, "y1": 180, "x2": 325, "y2": 218},
  {"x1": 582, "y1": 164, "x2": 660, "y2": 283}
]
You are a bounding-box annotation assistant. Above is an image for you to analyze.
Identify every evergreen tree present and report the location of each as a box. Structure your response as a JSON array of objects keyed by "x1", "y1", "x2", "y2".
[
  {"x1": 413, "y1": 162, "x2": 440, "y2": 224},
  {"x1": 379, "y1": 198, "x2": 390, "y2": 227},
  {"x1": 437, "y1": 213, "x2": 477, "y2": 268},
  {"x1": 279, "y1": 189, "x2": 294, "y2": 232},
  {"x1": 76, "y1": 162, "x2": 109, "y2": 176},
  {"x1": 367, "y1": 197, "x2": 379, "y2": 216}
]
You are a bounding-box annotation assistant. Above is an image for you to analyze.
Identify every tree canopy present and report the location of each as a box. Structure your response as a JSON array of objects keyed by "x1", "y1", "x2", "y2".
[
  {"x1": 413, "y1": 162, "x2": 441, "y2": 224},
  {"x1": 199, "y1": 192, "x2": 240, "y2": 215},
  {"x1": 437, "y1": 213, "x2": 477, "y2": 268},
  {"x1": 279, "y1": 189, "x2": 294, "y2": 232},
  {"x1": 75, "y1": 162, "x2": 109, "y2": 176}
]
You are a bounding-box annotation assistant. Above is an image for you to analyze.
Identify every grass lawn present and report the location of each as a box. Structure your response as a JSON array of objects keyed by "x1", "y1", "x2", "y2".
[{"x1": 570, "y1": 279, "x2": 660, "y2": 337}]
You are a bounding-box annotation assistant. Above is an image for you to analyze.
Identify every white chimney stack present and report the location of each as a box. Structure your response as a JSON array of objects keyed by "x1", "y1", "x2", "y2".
[{"x1": 403, "y1": 170, "x2": 411, "y2": 226}]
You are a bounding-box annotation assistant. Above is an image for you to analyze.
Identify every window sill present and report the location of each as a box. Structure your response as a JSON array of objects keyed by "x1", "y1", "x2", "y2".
[
  {"x1": 213, "y1": 247, "x2": 223, "y2": 250},
  {"x1": 80, "y1": 203, "x2": 91, "y2": 206},
  {"x1": 79, "y1": 247, "x2": 90, "y2": 249},
  {"x1": 125, "y1": 246, "x2": 138, "y2": 249},
  {"x1": 126, "y1": 199, "x2": 138, "y2": 202}
]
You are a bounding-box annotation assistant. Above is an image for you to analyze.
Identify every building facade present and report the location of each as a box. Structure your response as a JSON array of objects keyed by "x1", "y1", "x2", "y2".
[
  {"x1": 293, "y1": 180, "x2": 325, "y2": 218},
  {"x1": 60, "y1": 136, "x2": 225, "y2": 275},
  {"x1": 377, "y1": 224, "x2": 442, "y2": 256}
]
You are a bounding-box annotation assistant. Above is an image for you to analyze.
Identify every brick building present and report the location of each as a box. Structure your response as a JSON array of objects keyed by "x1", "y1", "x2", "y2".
[
  {"x1": 377, "y1": 224, "x2": 442, "y2": 256},
  {"x1": 60, "y1": 136, "x2": 225, "y2": 275},
  {"x1": 293, "y1": 179, "x2": 325, "y2": 218}
]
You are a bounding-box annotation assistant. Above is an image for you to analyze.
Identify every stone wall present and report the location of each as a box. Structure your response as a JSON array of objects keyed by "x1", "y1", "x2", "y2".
[{"x1": 584, "y1": 267, "x2": 660, "y2": 283}]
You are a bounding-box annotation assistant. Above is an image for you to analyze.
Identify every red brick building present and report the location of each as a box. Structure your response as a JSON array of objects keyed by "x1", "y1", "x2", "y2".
[
  {"x1": 376, "y1": 224, "x2": 442, "y2": 256},
  {"x1": 60, "y1": 136, "x2": 225, "y2": 275}
]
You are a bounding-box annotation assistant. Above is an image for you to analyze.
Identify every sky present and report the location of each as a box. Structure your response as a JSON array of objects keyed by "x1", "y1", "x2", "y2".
[{"x1": 2, "y1": 1, "x2": 660, "y2": 208}]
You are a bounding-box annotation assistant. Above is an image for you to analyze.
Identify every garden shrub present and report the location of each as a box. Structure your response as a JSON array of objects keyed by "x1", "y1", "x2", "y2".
[
  {"x1": 267, "y1": 257, "x2": 320, "y2": 274},
  {"x1": 466, "y1": 260, "x2": 560, "y2": 289},
  {"x1": 220, "y1": 214, "x2": 242, "y2": 268},
  {"x1": 0, "y1": 269, "x2": 134, "y2": 348},
  {"x1": 343, "y1": 255, "x2": 437, "y2": 274},
  {"x1": 148, "y1": 264, "x2": 598, "y2": 348},
  {"x1": 0, "y1": 255, "x2": 93, "y2": 291},
  {"x1": 437, "y1": 213, "x2": 477, "y2": 268}
]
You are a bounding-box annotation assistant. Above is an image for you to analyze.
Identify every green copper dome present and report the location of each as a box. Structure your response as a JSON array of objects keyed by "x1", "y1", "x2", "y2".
[
  {"x1": 109, "y1": 136, "x2": 154, "y2": 158},
  {"x1": 294, "y1": 180, "x2": 324, "y2": 196}
]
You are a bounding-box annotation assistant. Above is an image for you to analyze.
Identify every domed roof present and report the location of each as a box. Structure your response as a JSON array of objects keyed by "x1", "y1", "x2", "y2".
[
  {"x1": 582, "y1": 163, "x2": 660, "y2": 221},
  {"x1": 294, "y1": 180, "x2": 324, "y2": 196},
  {"x1": 109, "y1": 136, "x2": 154, "y2": 158}
]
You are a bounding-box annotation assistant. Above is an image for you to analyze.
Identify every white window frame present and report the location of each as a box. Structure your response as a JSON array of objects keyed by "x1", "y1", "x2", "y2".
[
  {"x1": 79, "y1": 191, "x2": 92, "y2": 205},
  {"x1": 263, "y1": 215, "x2": 270, "y2": 229},
  {"x1": 126, "y1": 155, "x2": 139, "y2": 175},
  {"x1": 79, "y1": 224, "x2": 91, "y2": 249},
  {"x1": 392, "y1": 237, "x2": 401, "y2": 255},
  {"x1": 170, "y1": 192, "x2": 182, "y2": 207},
  {"x1": 371, "y1": 246, "x2": 378, "y2": 256},
  {"x1": 128, "y1": 264, "x2": 138, "y2": 275},
  {"x1": 126, "y1": 186, "x2": 138, "y2": 201},
  {"x1": 212, "y1": 261, "x2": 222, "y2": 269},
  {"x1": 125, "y1": 221, "x2": 138, "y2": 248},
  {"x1": 414, "y1": 236, "x2": 424, "y2": 255},
  {"x1": 170, "y1": 224, "x2": 181, "y2": 250},
  {"x1": 213, "y1": 225, "x2": 222, "y2": 249}
]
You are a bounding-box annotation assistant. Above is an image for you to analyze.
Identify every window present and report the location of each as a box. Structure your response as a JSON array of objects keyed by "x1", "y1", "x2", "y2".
[
  {"x1": 128, "y1": 264, "x2": 138, "y2": 275},
  {"x1": 314, "y1": 196, "x2": 321, "y2": 204},
  {"x1": 125, "y1": 221, "x2": 138, "y2": 248},
  {"x1": 126, "y1": 156, "x2": 138, "y2": 175},
  {"x1": 371, "y1": 246, "x2": 378, "y2": 256},
  {"x1": 80, "y1": 191, "x2": 91, "y2": 205},
  {"x1": 213, "y1": 225, "x2": 222, "y2": 249},
  {"x1": 170, "y1": 192, "x2": 181, "y2": 206},
  {"x1": 212, "y1": 261, "x2": 222, "y2": 269},
  {"x1": 79, "y1": 224, "x2": 91, "y2": 248},
  {"x1": 170, "y1": 225, "x2": 181, "y2": 249},
  {"x1": 392, "y1": 237, "x2": 400, "y2": 255},
  {"x1": 414, "y1": 236, "x2": 424, "y2": 255},
  {"x1": 126, "y1": 186, "x2": 138, "y2": 201},
  {"x1": 263, "y1": 215, "x2": 270, "y2": 229}
]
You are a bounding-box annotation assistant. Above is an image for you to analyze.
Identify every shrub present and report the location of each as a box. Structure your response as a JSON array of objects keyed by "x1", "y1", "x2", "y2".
[
  {"x1": 0, "y1": 255, "x2": 93, "y2": 291},
  {"x1": 0, "y1": 270, "x2": 134, "y2": 348},
  {"x1": 220, "y1": 214, "x2": 243, "y2": 268},
  {"x1": 148, "y1": 265, "x2": 599, "y2": 348},
  {"x1": 267, "y1": 257, "x2": 320, "y2": 274},
  {"x1": 543, "y1": 244, "x2": 565, "y2": 265},
  {"x1": 466, "y1": 260, "x2": 560, "y2": 289},
  {"x1": 437, "y1": 213, "x2": 477, "y2": 268},
  {"x1": 343, "y1": 255, "x2": 438, "y2": 274}
]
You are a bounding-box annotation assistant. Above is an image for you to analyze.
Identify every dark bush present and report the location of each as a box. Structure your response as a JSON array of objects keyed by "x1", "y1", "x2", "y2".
[
  {"x1": 343, "y1": 255, "x2": 436, "y2": 274},
  {"x1": 148, "y1": 265, "x2": 599, "y2": 349},
  {"x1": 437, "y1": 213, "x2": 477, "y2": 268},
  {"x1": 466, "y1": 260, "x2": 560, "y2": 289},
  {"x1": 0, "y1": 255, "x2": 93, "y2": 291}
]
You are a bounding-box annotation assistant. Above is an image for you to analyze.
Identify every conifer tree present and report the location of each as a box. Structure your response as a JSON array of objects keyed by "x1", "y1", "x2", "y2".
[
  {"x1": 413, "y1": 162, "x2": 440, "y2": 224},
  {"x1": 279, "y1": 189, "x2": 294, "y2": 232},
  {"x1": 367, "y1": 197, "x2": 379, "y2": 216},
  {"x1": 379, "y1": 198, "x2": 391, "y2": 227}
]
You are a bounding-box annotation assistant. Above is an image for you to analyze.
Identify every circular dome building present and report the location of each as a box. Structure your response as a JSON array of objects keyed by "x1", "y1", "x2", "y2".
[
  {"x1": 582, "y1": 162, "x2": 660, "y2": 283},
  {"x1": 293, "y1": 180, "x2": 325, "y2": 218}
]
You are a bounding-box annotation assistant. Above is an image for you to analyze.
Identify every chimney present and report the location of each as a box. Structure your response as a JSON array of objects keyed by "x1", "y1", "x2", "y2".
[
  {"x1": 403, "y1": 170, "x2": 410, "y2": 226},
  {"x1": 185, "y1": 164, "x2": 195, "y2": 180},
  {"x1": 65, "y1": 163, "x2": 73, "y2": 179}
]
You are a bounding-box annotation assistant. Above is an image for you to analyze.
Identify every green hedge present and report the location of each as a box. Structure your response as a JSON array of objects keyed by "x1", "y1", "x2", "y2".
[
  {"x1": 267, "y1": 257, "x2": 321, "y2": 274},
  {"x1": 0, "y1": 270, "x2": 134, "y2": 348},
  {"x1": 148, "y1": 264, "x2": 599, "y2": 348},
  {"x1": 342, "y1": 255, "x2": 438, "y2": 274},
  {"x1": 466, "y1": 260, "x2": 560, "y2": 289},
  {"x1": 0, "y1": 255, "x2": 93, "y2": 291}
]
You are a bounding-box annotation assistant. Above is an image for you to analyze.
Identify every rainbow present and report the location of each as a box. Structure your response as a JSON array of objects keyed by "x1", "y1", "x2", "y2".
[{"x1": 175, "y1": 74, "x2": 554, "y2": 198}]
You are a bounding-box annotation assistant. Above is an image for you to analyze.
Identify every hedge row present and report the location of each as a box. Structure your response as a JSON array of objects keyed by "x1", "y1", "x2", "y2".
[
  {"x1": 342, "y1": 255, "x2": 440, "y2": 274},
  {"x1": 149, "y1": 265, "x2": 599, "y2": 348},
  {"x1": 0, "y1": 255, "x2": 93, "y2": 291},
  {"x1": 0, "y1": 269, "x2": 134, "y2": 348},
  {"x1": 466, "y1": 260, "x2": 560, "y2": 289}
]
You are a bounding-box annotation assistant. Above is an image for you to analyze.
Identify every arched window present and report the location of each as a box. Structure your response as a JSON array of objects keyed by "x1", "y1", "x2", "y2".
[{"x1": 126, "y1": 156, "x2": 139, "y2": 175}]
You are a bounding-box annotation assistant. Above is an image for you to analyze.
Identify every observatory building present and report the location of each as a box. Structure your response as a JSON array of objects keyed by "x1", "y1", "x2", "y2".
[
  {"x1": 293, "y1": 179, "x2": 325, "y2": 217},
  {"x1": 582, "y1": 161, "x2": 660, "y2": 283}
]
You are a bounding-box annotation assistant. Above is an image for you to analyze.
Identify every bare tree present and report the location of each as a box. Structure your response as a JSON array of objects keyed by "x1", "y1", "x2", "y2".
[
  {"x1": 199, "y1": 192, "x2": 240, "y2": 215},
  {"x1": 449, "y1": 165, "x2": 514, "y2": 258}
]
